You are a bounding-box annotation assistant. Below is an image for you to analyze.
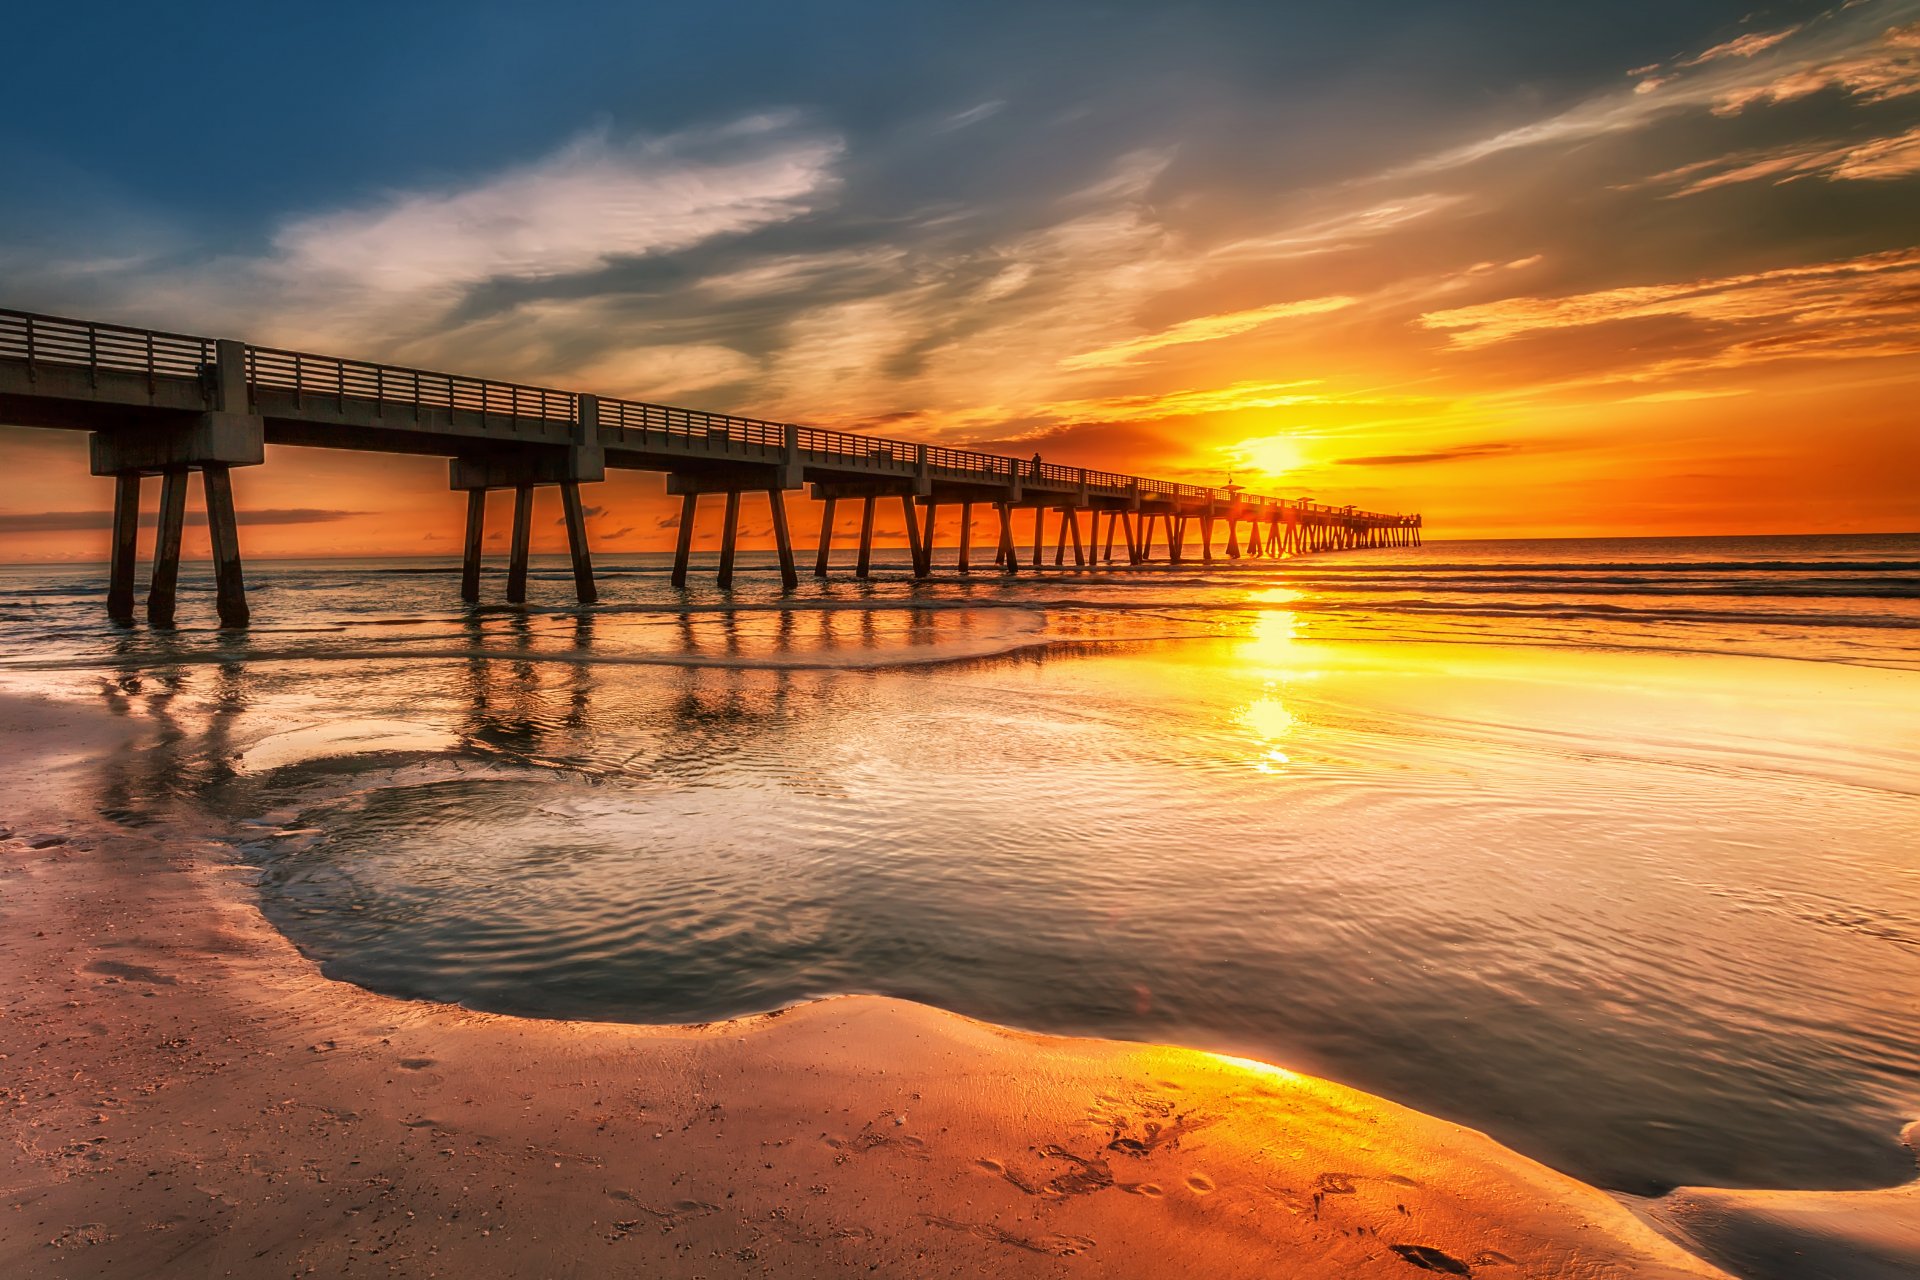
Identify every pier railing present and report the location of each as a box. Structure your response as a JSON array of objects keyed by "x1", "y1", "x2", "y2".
[{"x1": 0, "y1": 306, "x2": 1407, "y2": 522}]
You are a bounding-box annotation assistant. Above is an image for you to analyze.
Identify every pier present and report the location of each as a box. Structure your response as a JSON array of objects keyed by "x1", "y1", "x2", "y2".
[{"x1": 0, "y1": 307, "x2": 1420, "y2": 626}]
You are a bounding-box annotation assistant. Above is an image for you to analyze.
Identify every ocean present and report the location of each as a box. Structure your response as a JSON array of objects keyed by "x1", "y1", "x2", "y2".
[{"x1": 1, "y1": 531, "x2": 1915, "y2": 1202}]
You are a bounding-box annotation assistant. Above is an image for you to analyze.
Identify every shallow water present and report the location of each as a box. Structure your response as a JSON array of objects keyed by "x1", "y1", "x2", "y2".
[{"x1": 3, "y1": 533, "x2": 1917, "y2": 1199}]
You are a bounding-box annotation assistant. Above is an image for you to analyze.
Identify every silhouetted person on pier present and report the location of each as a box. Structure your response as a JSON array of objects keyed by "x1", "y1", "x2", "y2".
[{"x1": 1031, "y1": 452, "x2": 1043, "y2": 479}]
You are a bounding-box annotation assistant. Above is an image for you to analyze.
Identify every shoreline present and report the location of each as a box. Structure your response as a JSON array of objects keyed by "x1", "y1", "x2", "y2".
[{"x1": 0, "y1": 685, "x2": 1908, "y2": 1277}]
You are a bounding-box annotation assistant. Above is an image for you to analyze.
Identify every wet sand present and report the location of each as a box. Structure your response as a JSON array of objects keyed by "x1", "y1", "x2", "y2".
[{"x1": 0, "y1": 685, "x2": 1844, "y2": 1278}]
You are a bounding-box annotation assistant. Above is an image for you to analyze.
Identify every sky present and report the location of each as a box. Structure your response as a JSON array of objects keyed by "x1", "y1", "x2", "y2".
[{"x1": 2, "y1": 0, "x2": 1917, "y2": 560}]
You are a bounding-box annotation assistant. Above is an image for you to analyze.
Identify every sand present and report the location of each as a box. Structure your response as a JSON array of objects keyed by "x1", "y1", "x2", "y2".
[{"x1": 0, "y1": 687, "x2": 1783, "y2": 1277}]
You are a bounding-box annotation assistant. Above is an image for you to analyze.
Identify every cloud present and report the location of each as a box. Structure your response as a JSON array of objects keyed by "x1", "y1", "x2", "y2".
[
  {"x1": 1207, "y1": 195, "x2": 1466, "y2": 264},
  {"x1": 1336, "y1": 442, "x2": 1524, "y2": 466},
  {"x1": 1397, "y1": 11, "x2": 1914, "y2": 179},
  {"x1": 551, "y1": 503, "x2": 610, "y2": 527},
  {"x1": 1030, "y1": 379, "x2": 1330, "y2": 425},
  {"x1": 271, "y1": 117, "x2": 840, "y2": 300},
  {"x1": 1681, "y1": 27, "x2": 1806, "y2": 67},
  {"x1": 0, "y1": 508, "x2": 360, "y2": 532},
  {"x1": 1420, "y1": 248, "x2": 1920, "y2": 357},
  {"x1": 1060, "y1": 296, "x2": 1356, "y2": 369},
  {"x1": 1643, "y1": 125, "x2": 1920, "y2": 195},
  {"x1": 86, "y1": 116, "x2": 845, "y2": 355},
  {"x1": 1709, "y1": 20, "x2": 1920, "y2": 115}
]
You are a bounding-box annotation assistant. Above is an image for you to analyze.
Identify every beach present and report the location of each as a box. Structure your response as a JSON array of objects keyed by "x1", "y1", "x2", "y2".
[
  {"x1": 3, "y1": 536, "x2": 1917, "y2": 1278},
  {"x1": 0, "y1": 687, "x2": 1746, "y2": 1278}
]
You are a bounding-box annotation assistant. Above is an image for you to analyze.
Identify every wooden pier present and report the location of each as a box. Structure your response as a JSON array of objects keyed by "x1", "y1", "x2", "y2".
[{"x1": 0, "y1": 307, "x2": 1420, "y2": 626}]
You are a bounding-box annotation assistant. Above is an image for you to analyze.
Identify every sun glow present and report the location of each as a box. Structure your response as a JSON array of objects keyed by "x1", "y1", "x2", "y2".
[{"x1": 1224, "y1": 433, "x2": 1311, "y2": 484}]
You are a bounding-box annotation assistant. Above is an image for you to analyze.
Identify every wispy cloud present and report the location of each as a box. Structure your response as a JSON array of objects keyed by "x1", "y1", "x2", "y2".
[
  {"x1": 98, "y1": 116, "x2": 845, "y2": 354},
  {"x1": 1643, "y1": 124, "x2": 1920, "y2": 195},
  {"x1": 1398, "y1": 9, "x2": 1916, "y2": 178},
  {"x1": 1337, "y1": 442, "x2": 1524, "y2": 466},
  {"x1": 1709, "y1": 18, "x2": 1920, "y2": 114},
  {"x1": 1419, "y1": 249, "x2": 1920, "y2": 384},
  {"x1": 0, "y1": 508, "x2": 361, "y2": 532},
  {"x1": 1061, "y1": 296, "x2": 1355, "y2": 369},
  {"x1": 1032, "y1": 379, "x2": 1329, "y2": 424},
  {"x1": 1682, "y1": 26, "x2": 1807, "y2": 67}
]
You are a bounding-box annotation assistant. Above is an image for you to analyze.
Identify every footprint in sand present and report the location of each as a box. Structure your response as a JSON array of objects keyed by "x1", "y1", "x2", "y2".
[
  {"x1": 397, "y1": 1058, "x2": 436, "y2": 1070},
  {"x1": 1123, "y1": 1182, "x2": 1164, "y2": 1197},
  {"x1": 1185, "y1": 1174, "x2": 1215, "y2": 1194},
  {"x1": 976, "y1": 1158, "x2": 1005, "y2": 1174}
]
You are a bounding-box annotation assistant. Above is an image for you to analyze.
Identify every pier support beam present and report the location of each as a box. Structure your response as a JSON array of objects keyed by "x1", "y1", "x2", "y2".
[
  {"x1": 1068, "y1": 507, "x2": 1086, "y2": 566},
  {"x1": 1030, "y1": 505, "x2": 1046, "y2": 569},
  {"x1": 814, "y1": 498, "x2": 837, "y2": 576},
  {"x1": 769, "y1": 488, "x2": 799, "y2": 590},
  {"x1": 461, "y1": 489, "x2": 486, "y2": 604},
  {"x1": 202, "y1": 463, "x2": 248, "y2": 628},
  {"x1": 560, "y1": 481, "x2": 597, "y2": 604},
  {"x1": 671, "y1": 493, "x2": 698, "y2": 588},
  {"x1": 717, "y1": 490, "x2": 742, "y2": 589},
  {"x1": 107, "y1": 473, "x2": 140, "y2": 624},
  {"x1": 145, "y1": 468, "x2": 189, "y2": 628},
  {"x1": 856, "y1": 496, "x2": 876, "y2": 579},
  {"x1": 903, "y1": 495, "x2": 928, "y2": 579},
  {"x1": 506, "y1": 485, "x2": 533, "y2": 604},
  {"x1": 957, "y1": 501, "x2": 973, "y2": 573},
  {"x1": 996, "y1": 503, "x2": 1019, "y2": 573}
]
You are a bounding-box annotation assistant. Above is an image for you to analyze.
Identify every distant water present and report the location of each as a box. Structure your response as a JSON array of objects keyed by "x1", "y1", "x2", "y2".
[{"x1": 1, "y1": 532, "x2": 1916, "y2": 1200}]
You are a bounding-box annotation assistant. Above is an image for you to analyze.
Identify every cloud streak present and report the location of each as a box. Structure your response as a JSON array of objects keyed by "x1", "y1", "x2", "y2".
[
  {"x1": 0, "y1": 508, "x2": 361, "y2": 532},
  {"x1": 1061, "y1": 297, "x2": 1356, "y2": 369}
]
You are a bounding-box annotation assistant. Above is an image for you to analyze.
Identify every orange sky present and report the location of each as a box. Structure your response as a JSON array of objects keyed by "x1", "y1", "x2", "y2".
[{"x1": 3, "y1": 4, "x2": 1918, "y2": 561}]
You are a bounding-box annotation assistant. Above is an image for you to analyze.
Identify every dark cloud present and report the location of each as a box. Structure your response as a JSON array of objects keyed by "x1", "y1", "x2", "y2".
[
  {"x1": 0, "y1": 508, "x2": 360, "y2": 532},
  {"x1": 1337, "y1": 443, "x2": 1523, "y2": 466}
]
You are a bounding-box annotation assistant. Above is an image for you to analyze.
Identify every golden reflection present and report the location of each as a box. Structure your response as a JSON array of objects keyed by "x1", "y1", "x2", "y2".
[
  {"x1": 1207, "y1": 1052, "x2": 1303, "y2": 1083},
  {"x1": 1240, "y1": 604, "x2": 1307, "y2": 669}
]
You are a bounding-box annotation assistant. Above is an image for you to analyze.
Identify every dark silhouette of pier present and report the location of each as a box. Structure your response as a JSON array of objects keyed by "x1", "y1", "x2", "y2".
[{"x1": 0, "y1": 307, "x2": 1421, "y2": 627}]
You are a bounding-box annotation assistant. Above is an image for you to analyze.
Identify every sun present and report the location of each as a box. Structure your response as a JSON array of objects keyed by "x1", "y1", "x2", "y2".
[{"x1": 1223, "y1": 433, "x2": 1310, "y2": 484}]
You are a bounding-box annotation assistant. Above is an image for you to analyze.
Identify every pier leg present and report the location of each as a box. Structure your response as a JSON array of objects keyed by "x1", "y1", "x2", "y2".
[
  {"x1": 560, "y1": 481, "x2": 597, "y2": 604},
  {"x1": 1030, "y1": 506, "x2": 1045, "y2": 568},
  {"x1": 717, "y1": 490, "x2": 741, "y2": 589},
  {"x1": 1103, "y1": 511, "x2": 1118, "y2": 563},
  {"x1": 201, "y1": 463, "x2": 249, "y2": 628},
  {"x1": 1053, "y1": 508, "x2": 1069, "y2": 566},
  {"x1": 672, "y1": 493, "x2": 698, "y2": 587},
  {"x1": 461, "y1": 489, "x2": 486, "y2": 603},
  {"x1": 957, "y1": 501, "x2": 973, "y2": 573},
  {"x1": 902, "y1": 496, "x2": 927, "y2": 579},
  {"x1": 1120, "y1": 512, "x2": 1138, "y2": 564},
  {"x1": 1068, "y1": 508, "x2": 1085, "y2": 566},
  {"x1": 996, "y1": 503, "x2": 1018, "y2": 573},
  {"x1": 856, "y1": 496, "x2": 876, "y2": 579},
  {"x1": 146, "y1": 467, "x2": 188, "y2": 628},
  {"x1": 107, "y1": 472, "x2": 141, "y2": 623},
  {"x1": 769, "y1": 489, "x2": 798, "y2": 591},
  {"x1": 1200, "y1": 513, "x2": 1215, "y2": 564},
  {"x1": 919, "y1": 502, "x2": 937, "y2": 577},
  {"x1": 1226, "y1": 516, "x2": 1240, "y2": 559},
  {"x1": 506, "y1": 484, "x2": 533, "y2": 604},
  {"x1": 814, "y1": 497, "x2": 836, "y2": 577},
  {"x1": 1169, "y1": 516, "x2": 1186, "y2": 564}
]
